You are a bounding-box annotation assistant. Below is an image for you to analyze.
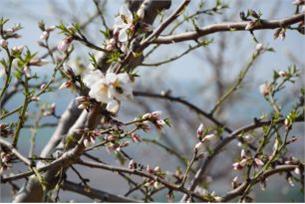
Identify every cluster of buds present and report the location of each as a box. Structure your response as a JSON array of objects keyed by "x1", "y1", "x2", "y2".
[
  {"x1": 194, "y1": 123, "x2": 217, "y2": 152},
  {"x1": 107, "y1": 141, "x2": 129, "y2": 152},
  {"x1": 0, "y1": 124, "x2": 13, "y2": 138},
  {"x1": 0, "y1": 152, "x2": 12, "y2": 175},
  {"x1": 146, "y1": 165, "x2": 163, "y2": 176},
  {"x1": 196, "y1": 123, "x2": 217, "y2": 142},
  {"x1": 83, "y1": 130, "x2": 102, "y2": 148},
  {"x1": 3, "y1": 23, "x2": 22, "y2": 39},
  {"x1": 145, "y1": 165, "x2": 163, "y2": 189},
  {"x1": 11, "y1": 45, "x2": 24, "y2": 55},
  {"x1": 57, "y1": 36, "x2": 73, "y2": 52},
  {"x1": 142, "y1": 111, "x2": 168, "y2": 130},
  {"x1": 233, "y1": 149, "x2": 264, "y2": 170}
]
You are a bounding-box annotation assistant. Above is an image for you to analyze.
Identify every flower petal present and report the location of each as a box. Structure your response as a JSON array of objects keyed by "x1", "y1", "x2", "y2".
[{"x1": 106, "y1": 99, "x2": 120, "y2": 114}]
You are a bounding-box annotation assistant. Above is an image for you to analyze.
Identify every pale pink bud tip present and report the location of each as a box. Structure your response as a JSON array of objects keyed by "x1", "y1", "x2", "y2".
[
  {"x1": 57, "y1": 37, "x2": 73, "y2": 52},
  {"x1": 254, "y1": 158, "x2": 264, "y2": 166},
  {"x1": 40, "y1": 31, "x2": 49, "y2": 40},
  {"x1": 256, "y1": 43, "x2": 263, "y2": 51},
  {"x1": 0, "y1": 39, "x2": 8, "y2": 48},
  {"x1": 197, "y1": 123, "x2": 204, "y2": 137}
]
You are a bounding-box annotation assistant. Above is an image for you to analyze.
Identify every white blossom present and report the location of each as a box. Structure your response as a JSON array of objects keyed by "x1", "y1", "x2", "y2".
[
  {"x1": 113, "y1": 5, "x2": 134, "y2": 42},
  {"x1": 82, "y1": 69, "x2": 133, "y2": 114},
  {"x1": 106, "y1": 99, "x2": 120, "y2": 114}
]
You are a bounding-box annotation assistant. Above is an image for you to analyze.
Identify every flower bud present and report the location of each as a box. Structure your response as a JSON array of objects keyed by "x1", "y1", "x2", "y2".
[
  {"x1": 245, "y1": 21, "x2": 256, "y2": 30},
  {"x1": 255, "y1": 43, "x2": 263, "y2": 51},
  {"x1": 194, "y1": 141, "x2": 203, "y2": 151},
  {"x1": 294, "y1": 167, "x2": 301, "y2": 175},
  {"x1": 57, "y1": 37, "x2": 73, "y2": 52},
  {"x1": 29, "y1": 58, "x2": 48, "y2": 66},
  {"x1": 254, "y1": 157, "x2": 264, "y2": 166},
  {"x1": 128, "y1": 159, "x2": 137, "y2": 169},
  {"x1": 59, "y1": 81, "x2": 73, "y2": 89},
  {"x1": 232, "y1": 176, "x2": 240, "y2": 189},
  {"x1": 0, "y1": 39, "x2": 8, "y2": 48},
  {"x1": 131, "y1": 133, "x2": 142, "y2": 143},
  {"x1": 196, "y1": 123, "x2": 204, "y2": 138},
  {"x1": 12, "y1": 45, "x2": 24, "y2": 53},
  {"x1": 40, "y1": 31, "x2": 49, "y2": 40},
  {"x1": 259, "y1": 82, "x2": 272, "y2": 96},
  {"x1": 278, "y1": 70, "x2": 288, "y2": 77},
  {"x1": 154, "y1": 166, "x2": 161, "y2": 172},
  {"x1": 151, "y1": 111, "x2": 162, "y2": 120}
]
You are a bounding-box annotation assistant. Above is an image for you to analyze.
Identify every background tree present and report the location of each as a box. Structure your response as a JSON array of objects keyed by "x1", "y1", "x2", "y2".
[{"x1": 0, "y1": 0, "x2": 304, "y2": 202}]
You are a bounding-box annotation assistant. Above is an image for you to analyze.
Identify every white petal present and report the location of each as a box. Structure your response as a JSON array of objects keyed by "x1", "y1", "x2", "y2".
[
  {"x1": 119, "y1": 5, "x2": 133, "y2": 23},
  {"x1": 82, "y1": 69, "x2": 104, "y2": 88},
  {"x1": 118, "y1": 28, "x2": 129, "y2": 42},
  {"x1": 89, "y1": 80, "x2": 110, "y2": 103},
  {"x1": 118, "y1": 73, "x2": 130, "y2": 84},
  {"x1": 106, "y1": 72, "x2": 118, "y2": 84},
  {"x1": 106, "y1": 100, "x2": 120, "y2": 114}
]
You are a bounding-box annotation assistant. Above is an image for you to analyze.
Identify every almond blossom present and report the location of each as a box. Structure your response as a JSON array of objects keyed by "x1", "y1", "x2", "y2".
[
  {"x1": 82, "y1": 68, "x2": 133, "y2": 113},
  {"x1": 113, "y1": 5, "x2": 134, "y2": 42}
]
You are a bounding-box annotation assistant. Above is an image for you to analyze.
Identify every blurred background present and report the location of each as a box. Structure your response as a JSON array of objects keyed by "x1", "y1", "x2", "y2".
[{"x1": 0, "y1": 0, "x2": 304, "y2": 202}]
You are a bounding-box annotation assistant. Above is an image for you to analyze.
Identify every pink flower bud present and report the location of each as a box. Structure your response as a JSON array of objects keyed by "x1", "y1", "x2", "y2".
[
  {"x1": 197, "y1": 123, "x2": 204, "y2": 138},
  {"x1": 240, "y1": 149, "x2": 246, "y2": 158},
  {"x1": 128, "y1": 160, "x2": 136, "y2": 169},
  {"x1": 59, "y1": 81, "x2": 73, "y2": 89},
  {"x1": 131, "y1": 133, "x2": 142, "y2": 143},
  {"x1": 151, "y1": 111, "x2": 162, "y2": 120},
  {"x1": 255, "y1": 43, "x2": 263, "y2": 51},
  {"x1": 154, "y1": 166, "x2": 161, "y2": 172},
  {"x1": 0, "y1": 39, "x2": 8, "y2": 48},
  {"x1": 194, "y1": 141, "x2": 203, "y2": 151},
  {"x1": 259, "y1": 82, "x2": 272, "y2": 96},
  {"x1": 254, "y1": 158, "x2": 264, "y2": 166},
  {"x1": 232, "y1": 162, "x2": 243, "y2": 170},
  {"x1": 201, "y1": 134, "x2": 217, "y2": 143},
  {"x1": 57, "y1": 37, "x2": 73, "y2": 52},
  {"x1": 294, "y1": 167, "x2": 301, "y2": 175},
  {"x1": 40, "y1": 31, "x2": 49, "y2": 40},
  {"x1": 40, "y1": 83, "x2": 46, "y2": 90}
]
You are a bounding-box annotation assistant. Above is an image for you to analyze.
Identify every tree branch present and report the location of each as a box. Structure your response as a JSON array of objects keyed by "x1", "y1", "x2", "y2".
[
  {"x1": 62, "y1": 180, "x2": 140, "y2": 202},
  {"x1": 153, "y1": 13, "x2": 305, "y2": 44}
]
